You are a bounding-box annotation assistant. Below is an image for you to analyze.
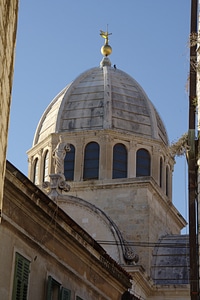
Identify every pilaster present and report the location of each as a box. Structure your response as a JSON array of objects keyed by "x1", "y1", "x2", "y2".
[
  {"x1": 128, "y1": 141, "x2": 137, "y2": 178},
  {"x1": 74, "y1": 138, "x2": 85, "y2": 181},
  {"x1": 151, "y1": 146, "x2": 160, "y2": 183},
  {"x1": 99, "y1": 134, "x2": 113, "y2": 180}
]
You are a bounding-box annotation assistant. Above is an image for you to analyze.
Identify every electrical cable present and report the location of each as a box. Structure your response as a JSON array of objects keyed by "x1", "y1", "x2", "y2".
[{"x1": 96, "y1": 240, "x2": 189, "y2": 248}]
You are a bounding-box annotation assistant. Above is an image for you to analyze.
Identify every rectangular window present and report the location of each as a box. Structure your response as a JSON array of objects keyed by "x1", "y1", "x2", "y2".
[
  {"x1": 60, "y1": 287, "x2": 71, "y2": 300},
  {"x1": 46, "y1": 276, "x2": 60, "y2": 300},
  {"x1": 46, "y1": 276, "x2": 71, "y2": 300},
  {"x1": 12, "y1": 252, "x2": 30, "y2": 300}
]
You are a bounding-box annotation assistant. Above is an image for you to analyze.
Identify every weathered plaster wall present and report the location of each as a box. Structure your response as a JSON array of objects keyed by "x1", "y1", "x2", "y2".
[
  {"x1": 1, "y1": 162, "x2": 131, "y2": 299},
  {"x1": 0, "y1": 0, "x2": 19, "y2": 207}
]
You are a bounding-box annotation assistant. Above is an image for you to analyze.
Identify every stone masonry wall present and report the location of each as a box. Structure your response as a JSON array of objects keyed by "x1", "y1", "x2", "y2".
[{"x1": 0, "y1": 0, "x2": 19, "y2": 207}]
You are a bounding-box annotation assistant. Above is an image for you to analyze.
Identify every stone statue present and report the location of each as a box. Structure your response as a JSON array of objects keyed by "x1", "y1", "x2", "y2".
[{"x1": 52, "y1": 135, "x2": 71, "y2": 174}]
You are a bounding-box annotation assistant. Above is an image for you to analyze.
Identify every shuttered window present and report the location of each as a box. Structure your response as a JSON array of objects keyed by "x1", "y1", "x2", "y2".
[
  {"x1": 60, "y1": 288, "x2": 71, "y2": 300},
  {"x1": 12, "y1": 253, "x2": 30, "y2": 300},
  {"x1": 46, "y1": 276, "x2": 71, "y2": 300},
  {"x1": 46, "y1": 276, "x2": 60, "y2": 300}
]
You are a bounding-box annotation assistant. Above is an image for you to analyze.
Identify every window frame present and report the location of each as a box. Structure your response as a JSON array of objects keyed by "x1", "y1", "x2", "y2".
[
  {"x1": 46, "y1": 276, "x2": 60, "y2": 300},
  {"x1": 43, "y1": 150, "x2": 49, "y2": 182},
  {"x1": 83, "y1": 142, "x2": 100, "y2": 180},
  {"x1": 64, "y1": 144, "x2": 75, "y2": 181},
  {"x1": 33, "y1": 157, "x2": 39, "y2": 185},
  {"x1": 12, "y1": 252, "x2": 30, "y2": 300},
  {"x1": 60, "y1": 287, "x2": 71, "y2": 300},
  {"x1": 112, "y1": 143, "x2": 127, "y2": 179},
  {"x1": 46, "y1": 276, "x2": 71, "y2": 300},
  {"x1": 136, "y1": 148, "x2": 151, "y2": 177}
]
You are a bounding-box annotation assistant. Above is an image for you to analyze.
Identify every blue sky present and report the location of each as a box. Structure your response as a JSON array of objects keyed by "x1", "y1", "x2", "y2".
[{"x1": 8, "y1": 1, "x2": 190, "y2": 227}]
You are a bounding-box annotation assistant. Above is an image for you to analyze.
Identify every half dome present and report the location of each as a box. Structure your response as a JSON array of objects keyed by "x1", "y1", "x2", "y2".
[{"x1": 33, "y1": 66, "x2": 168, "y2": 146}]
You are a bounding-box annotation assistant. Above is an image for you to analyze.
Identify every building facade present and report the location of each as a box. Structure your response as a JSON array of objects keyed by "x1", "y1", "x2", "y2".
[
  {"x1": 0, "y1": 1, "x2": 193, "y2": 298},
  {"x1": 0, "y1": 5, "x2": 135, "y2": 300},
  {"x1": 0, "y1": 161, "x2": 132, "y2": 299},
  {"x1": 27, "y1": 33, "x2": 190, "y2": 299},
  {"x1": 0, "y1": 0, "x2": 19, "y2": 210}
]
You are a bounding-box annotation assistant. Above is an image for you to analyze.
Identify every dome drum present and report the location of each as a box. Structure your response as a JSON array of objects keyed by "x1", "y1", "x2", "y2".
[
  {"x1": 29, "y1": 63, "x2": 172, "y2": 198},
  {"x1": 28, "y1": 129, "x2": 174, "y2": 202}
]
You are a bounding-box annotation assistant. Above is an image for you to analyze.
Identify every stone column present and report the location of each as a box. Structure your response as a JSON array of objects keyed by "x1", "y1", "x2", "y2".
[
  {"x1": 168, "y1": 161, "x2": 173, "y2": 202},
  {"x1": 162, "y1": 157, "x2": 167, "y2": 196},
  {"x1": 50, "y1": 142, "x2": 57, "y2": 174},
  {"x1": 164, "y1": 157, "x2": 173, "y2": 201},
  {"x1": 38, "y1": 149, "x2": 43, "y2": 185},
  {"x1": 28, "y1": 156, "x2": 33, "y2": 180}
]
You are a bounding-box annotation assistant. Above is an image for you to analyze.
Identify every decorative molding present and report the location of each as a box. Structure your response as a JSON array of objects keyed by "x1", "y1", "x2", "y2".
[
  {"x1": 123, "y1": 242, "x2": 139, "y2": 264},
  {"x1": 99, "y1": 134, "x2": 113, "y2": 143},
  {"x1": 43, "y1": 174, "x2": 70, "y2": 201}
]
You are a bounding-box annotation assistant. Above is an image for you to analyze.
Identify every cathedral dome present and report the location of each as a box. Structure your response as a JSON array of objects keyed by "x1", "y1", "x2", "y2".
[{"x1": 33, "y1": 63, "x2": 168, "y2": 146}]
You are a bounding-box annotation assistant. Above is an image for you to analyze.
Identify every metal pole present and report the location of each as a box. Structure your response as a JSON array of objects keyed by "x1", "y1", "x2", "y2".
[{"x1": 188, "y1": 0, "x2": 199, "y2": 299}]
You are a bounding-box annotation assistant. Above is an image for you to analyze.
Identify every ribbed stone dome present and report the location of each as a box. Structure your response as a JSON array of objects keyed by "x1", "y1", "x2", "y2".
[{"x1": 33, "y1": 65, "x2": 168, "y2": 146}]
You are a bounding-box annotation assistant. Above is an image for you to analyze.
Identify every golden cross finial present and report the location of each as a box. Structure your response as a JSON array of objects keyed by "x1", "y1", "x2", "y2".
[
  {"x1": 100, "y1": 26, "x2": 112, "y2": 45},
  {"x1": 100, "y1": 26, "x2": 112, "y2": 57}
]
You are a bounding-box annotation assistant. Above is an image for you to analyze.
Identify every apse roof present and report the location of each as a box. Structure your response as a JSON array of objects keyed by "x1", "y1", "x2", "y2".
[{"x1": 151, "y1": 234, "x2": 189, "y2": 285}]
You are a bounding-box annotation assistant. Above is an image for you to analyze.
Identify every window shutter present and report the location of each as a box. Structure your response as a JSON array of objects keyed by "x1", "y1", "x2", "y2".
[
  {"x1": 46, "y1": 275, "x2": 61, "y2": 300},
  {"x1": 46, "y1": 276, "x2": 53, "y2": 300},
  {"x1": 12, "y1": 253, "x2": 30, "y2": 300},
  {"x1": 60, "y1": 287, "x2": 71, "y2": 300}
]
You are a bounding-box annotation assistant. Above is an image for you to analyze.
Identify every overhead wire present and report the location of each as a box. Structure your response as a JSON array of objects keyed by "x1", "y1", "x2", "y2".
[{"x1": 96, "y1": 240, "x2": 189, "y2": 248}]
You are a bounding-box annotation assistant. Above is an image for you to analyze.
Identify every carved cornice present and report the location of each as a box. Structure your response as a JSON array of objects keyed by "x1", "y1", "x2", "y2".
[{"x1": 43, "y1": 174, "x2": 70, "y2": 201}]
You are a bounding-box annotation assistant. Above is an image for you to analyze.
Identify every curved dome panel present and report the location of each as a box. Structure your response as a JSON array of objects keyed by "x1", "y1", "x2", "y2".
[
  {"x1": 33, "y1": 85, "x2": 71, "y2": 145},
  {"x1": 151, "y1": 235, "x2": 189, "y2": 284},
  {"x1": 33, "y1": 66, "x2": 168, "y2": 146}
]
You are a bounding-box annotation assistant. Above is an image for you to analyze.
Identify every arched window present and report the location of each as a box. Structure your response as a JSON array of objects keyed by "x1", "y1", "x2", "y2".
[
  {"x1": 33, "y1": 158, "x2": 39, "y2": 185},
  {"x1": 159, "y1": 157, "x2": 163, "y2": 188},
  {"x1": 112, "y1": 143, "x2": 127, "y2": 179},
  {"x1": 64, "y1": 144, "x2": 75, "y2": 181},
  {"x1": 43, "y1": 151, "x2": 49, "y2": 182},
  {"x1": 83, "y1": 142, "x2": 99, "y2": 180},
  {"x1": 166, "y1": 166, "x2": 169, "y2": 196},
  {"x1": 136, "y1": 149, "x2": 150, "y2": 177}
]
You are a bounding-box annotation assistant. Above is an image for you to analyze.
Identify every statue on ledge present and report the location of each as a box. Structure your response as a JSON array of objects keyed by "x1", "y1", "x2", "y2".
[{"x1": 53, "y1": 135, "x2": 71, "y2": 174}]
